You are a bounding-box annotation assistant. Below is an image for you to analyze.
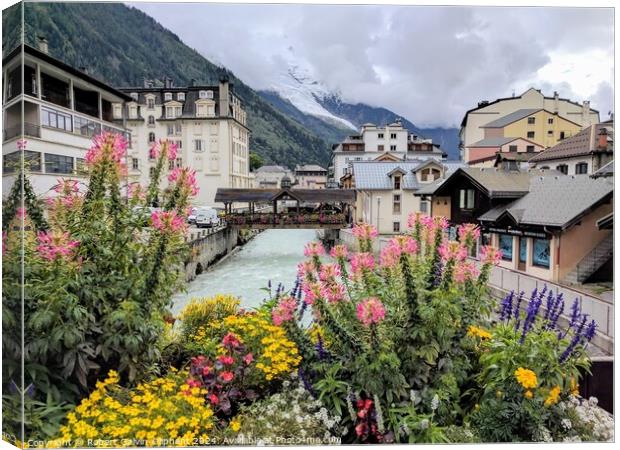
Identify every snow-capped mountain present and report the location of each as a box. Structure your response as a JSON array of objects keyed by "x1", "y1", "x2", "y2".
[{"x1": 266, "y1": 63, "x2": 357, "y2": 130}]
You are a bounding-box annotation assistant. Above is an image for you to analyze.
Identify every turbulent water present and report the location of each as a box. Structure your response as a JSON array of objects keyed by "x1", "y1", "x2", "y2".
[{"x1": 171, "y1": 229, "x2": 317, "y2": 314}]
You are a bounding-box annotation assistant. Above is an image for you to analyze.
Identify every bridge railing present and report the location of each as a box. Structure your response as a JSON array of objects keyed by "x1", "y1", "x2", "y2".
[{"x1": 225, "y1": 211, "x2": 347, "y2": 227}]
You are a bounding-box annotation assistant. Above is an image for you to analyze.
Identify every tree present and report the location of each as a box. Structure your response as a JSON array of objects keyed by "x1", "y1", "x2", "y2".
[{"x1": 250, "y1": 151, "x2": 265, "y2": 171}]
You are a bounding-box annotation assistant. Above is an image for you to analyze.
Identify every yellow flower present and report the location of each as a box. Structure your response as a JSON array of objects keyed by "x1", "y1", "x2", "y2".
[
  {"x1": 569, "y1": 377, "x2": 579, "y2": 396},
  {"x1": 544, "y1": 386, "x2": 561, "y2": 406},
  {"x1": 514, "y1": 367, "x2": 538, "y2": 389},
  {"x1": 229, "y1": 418, "x2": 241, "y2": 432},
  {"x1": 524, "y1": 390, "x2": 534, "y2": 399},
  {"x1": 467, "y1": 325, "x2": 492, "y2": 340}
]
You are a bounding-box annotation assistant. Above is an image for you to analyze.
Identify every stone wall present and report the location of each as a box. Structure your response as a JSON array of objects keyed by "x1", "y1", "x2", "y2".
[{"x1": 184, "y1": 226, "x2": 240, "y2": 282}]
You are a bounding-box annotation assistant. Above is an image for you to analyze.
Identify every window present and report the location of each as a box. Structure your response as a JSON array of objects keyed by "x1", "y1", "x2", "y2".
[
  {"x1": 390, "y1": 133, "x2": 397, "y2": 139},
  {"x1": 149, "y1": 167, "x2": 156, "y2": 178},
  {"x1": 45, "y1": 153, "x2": 73, "y2": 174},
  {"x1": 378, "y1": 145, "x2": 384, "y2": 151},
  {"x1": 168, "y1": 159, "x2": 175, "y2": 170},
  {"x1": 509, "y1": 145, "x2": 517, "y2": 152},
  {"x1": 459, "y1": 189, "x2": 475, "y2": 209},
  {"x1": 147, "y1": 98, "x2": 155, "y2": 109},
  {"x1": 526, "y1": 145, "x2": 535, "y2": 153},
  {"x1": 148, "y1": 132, "x2": 156, "y2": 143},
  {"x1": 556, "y1": 164, "x2": 568, "y2": 174},
  {"x1": 527, "y1": 131, "x2": 535, "y2": 139},
  {"x1": 527, "y1": 117, "x2": 536, "y2": 124},
  {"x1": 176, "y1": 140, "x2": 182, "y2": 148},
  {"x1": 393, "y1": 222, "x2": 401, "y2": 233},
  {"x1": 499, "y1": 234, "x2": 513, "y2": 261},
  {"x1": 390, "y1": 145, "x2": 397, "y2": 151},
  {"x1": 41, "y1": 107, "x2": 72, "y2": 132},
  {"x1": 532, "y1": 238, "x2": 550, "y2": 268},
  {"x1": 148, "y1": 115, "x2": 155, "y2": 126},
  {"x1": 176, "y1": 157, "x2": 183, "y2": 168},
  {"x1": 177, "y1": 92, "x2": 185, "y2": 101},
  {"x1": 199, "y1": 90, "x2": 214, "y2": 99},
  {"x1": 575, "y1": 163, "x2": 588, "y2": 174},
  {"x1": 421, "y1": 168, "x2": 441, "y2": 182},
  {"x1": 167, "y1": 125, "x2": 174, "y2": 136},
  {"x1": 74, "y1": 115, "x2": 101, "y2": 137},
  {"x1": 519, "y1": 238, "x2": 527, "y2": 264},
  {"x1": 175, "y1": 123, "x2": 182, "y2": 134},
  {"x1": 547, "y1": 130, "x2": 553, "y2": 136},
  {"x1": 393, "y1": 194, "x2": 401, "y2": 214},
  {"x1": 164, "y1": 92, "x2": 172, "y2": 101},
  {"x1": 548, "y1": 118, "x2": 554, "y2": 124},
  {"x1": 3, "y1": 151, "x2": 41, "y2": 173},
  {"x1": 560, "y1": 131, "x2": 565, "y2": 140},
  {"x1": 128, "y1": 105, "x2": 138, "y2": 119},
  {"x1": 378, "y1": 133, "x2": 384, "y2": 139},
  {"x1": 195, "y1": 139, "x2": 203, "y2": 152},
  {"x1": 130, "y1": 92, "x2": 138, "y2": 101},
  {"x1": 394, "y1": 175, "x2": 401, "y2": 190},
  {"x1": 420, "y1": 200, "x2": 429, "y2": 214},
  {"x1": 132, "y1": 158, "x2": 139, "y2": 170}
]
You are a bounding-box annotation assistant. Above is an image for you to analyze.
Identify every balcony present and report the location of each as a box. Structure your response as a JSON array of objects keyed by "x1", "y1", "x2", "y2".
[{"x1": 3, "y1": 122, "x2": 41, "y2": 141}]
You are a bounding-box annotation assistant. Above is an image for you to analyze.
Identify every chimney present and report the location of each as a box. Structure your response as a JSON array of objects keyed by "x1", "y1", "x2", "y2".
[
  {"x1": 37, "y1": 36, "x2": 48, "y2": 54},
  {"x1": 219, "y1": 75, "x2": 230, "y2": 117},
  {"x1": 190, "y1": 78, "x2": 196, "y2": 87},
  {"x1": 164, "y1": 77, "x2": 172, "y2": 89},
  {"x1": 553, "y1": 91, "x2": 559, "y2": 113},
  {"x1": 598, "y1": 127, "x2": 608, "y2": 150},
  {"x1": 582, "y1": 100, "x2": 591, "y2": 125}
]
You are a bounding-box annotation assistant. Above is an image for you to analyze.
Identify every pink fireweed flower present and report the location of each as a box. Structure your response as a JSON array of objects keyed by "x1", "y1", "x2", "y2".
[
  {"x1": 454, "y1": 261, "x2": 480, "y2": 283},
  {"x1": 304, "y1": 241, "x2": 326, "y2": 257},
  {"x1": 302, "y1": 281, "x2": 323, "y2": 305},
  {"x1": 85, "y1": 132, "x2": 128, "y2": 166},
  {"x1": 407, "y1": 211, "x2": 423, "y2": 229},
  {"x1": 352, "y1": 223, "x2": 378, "y2": 240},
  {"x1": 168, "y1": 167, "x2": 199, "y2": 197},
  {"x1": 438, "y1": 241, "x2": 468, "y2": 262},
  {"x1": 356, "y1": 297, "x2": 386, "y2": 327},
  {"x1": 271, "y1": 296, "x2": 297, "y2": 325},
  {"x1": 480, "y1": 245, "x2": 503, "y2": 266},
  {"x1": 319, "y1": 263, "x2": 341, "y2": 282},
  {"x1": 243, "y1": 353, "x2": 254, "y2": 365},
  {"x1": 434, "y1": 216, "x2": 449, "y2": 230},
  {"x1": 217, "y1": 355, "x2": 235, "y2": 366},
  {"x1": 380, "y1": 245, "x2": 401, "y2": 269},
  {"x1": 320, "y1": 283, "x2": 346, "y2": 304},
  {"x1": 388, "y1": 235, "x2": 418, "y2": 254},
  {"x1": 350, "y1": 252, "x2": 375, "y2": 277},
  {"x1": 419, "y1": 215, "x2": 434, "y2": 229},
  {"x1": 149, "y1": 142, "x2": 160, "y2": 160},
  {"x1": 457, "y1": 223, "x2": 481, "y2": 242},
  {"x1": 222, "y1": 332, "x2": 241, "y2": 348},
  {"x1": 52, "y1": 178, "x2": 79, "y2": 195},
  {"x1": 127, "y1": 182, "x2": 146, "y2": 201},
  {"x1": 329, "y1": 244, "x2": 349, "y2": 260},
  {"x1": 36, "y1": 231, "x2": 79, "y2": 261},
  {"x1": 16, "y1": 207, "x2": 26, "y2": 219},
  {"x1": 150, "y1": 210, "x2": 187, "y2": 234},
  {"x1": 297, "y1": 260, "x2": 315, "y2": 282},
  {"x1": 165, "y1": 140, "x2": 179, "y2": 161}
]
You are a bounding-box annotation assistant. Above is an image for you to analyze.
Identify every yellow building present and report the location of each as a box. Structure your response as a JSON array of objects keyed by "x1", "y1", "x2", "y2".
[{"x1": 480, "y1": 108, "x2": 583, "y2": 148}]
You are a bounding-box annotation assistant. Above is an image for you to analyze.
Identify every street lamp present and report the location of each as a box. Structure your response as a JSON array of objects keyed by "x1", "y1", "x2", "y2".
[{"x1": 376, "y1": 196, "x2": 381, "y2": 233}]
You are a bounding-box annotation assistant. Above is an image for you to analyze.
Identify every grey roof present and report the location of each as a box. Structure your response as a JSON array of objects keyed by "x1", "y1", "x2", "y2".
[
  {"x1": 481, "y1": 109, "x2": 541, "y2": 128},
  {"x1": 352, "y1": 159, "x2": 464, "y2": 190},
  {"x1": 469, "y1": 137, "x2": 518, "y2": 147},
  {"x1": 478, "y1": 175, "x2": 614, "y2": 229},
  {"x1": 254, "y1": 165, "x2": 290, "y2": 173},
  {"x1": 296, "y1": 164, "x2": 327, "y2": 173},
  {"x1": 591, "y1": 160, "x2": 614, "y2": 178}
]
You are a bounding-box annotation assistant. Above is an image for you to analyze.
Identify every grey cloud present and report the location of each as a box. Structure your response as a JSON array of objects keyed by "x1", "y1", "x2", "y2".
[{"x1": 130, "y1": 3, "x2": 613, "y2": 128}]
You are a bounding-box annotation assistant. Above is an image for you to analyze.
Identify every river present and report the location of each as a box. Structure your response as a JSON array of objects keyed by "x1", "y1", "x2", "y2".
[{"x1": 171, "y1": 228, "x2": 317, "y2": 314}]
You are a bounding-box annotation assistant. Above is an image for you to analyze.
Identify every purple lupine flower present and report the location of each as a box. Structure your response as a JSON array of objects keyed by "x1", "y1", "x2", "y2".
[
  {"x1": 548, "y1": 295, "x2": 564, "y2": 331},
  {"x1": 513, "y1": 290, "x2": 527, "y2": 330},
  {"x1": 543, "y1": 291, "x2": 555, "y2": 321},
  {"x1": 431, "y1": 260, "x2": 443, "y2": 287},
  {"x1": 584, "y1": 320, "x2": 597, "y2": 342},
  {"x1": 560, "y1": 298, "x2": 582, "y2": 339},
  {"x1": 559, "y1": 315, "x2": 592, "y2": 364},
  {"x1": 499, "y1": 290, "x2": 515, "y2": 322},
  {"x1": 520, "y1": 292, "x2": 543, "y2": 343},
  {"x1": 298, "y1": 367, "x2": 315, "y2": 396},
  {"x1": 316, "y1": 332, "x2": 327, "y2": 360}
]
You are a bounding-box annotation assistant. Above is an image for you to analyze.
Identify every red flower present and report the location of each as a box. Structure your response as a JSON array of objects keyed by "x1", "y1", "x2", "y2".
[
  {"x1": 218, "y1": 355, "x2": 234, "y2": 365},
  {"x1": 202, "y1": 366, "x2": 212, "y2": 376},
  {"x1": 208, "y1": 393, "x2": 219, "y2": 405},
  {"x1": 355, "y1": 422, "x2": 368, "y2": 437},
  {"x1": 364, "y1": 399, "x2": 373, "y2": 410},
  {"x1": 243, "y1": 353, "x2": 254, "y2": 365},
  {"x1": 222, "y1": 332, "x2": 240, "y2": 348},
  {"x1": 219, "y1": 371, "x2": 234, "y2": 383}
]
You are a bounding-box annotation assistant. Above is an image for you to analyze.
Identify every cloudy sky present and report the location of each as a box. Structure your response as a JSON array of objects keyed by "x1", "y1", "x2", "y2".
[{"x1": 131, "y1": 3, "x2": 614, "y2": 128}]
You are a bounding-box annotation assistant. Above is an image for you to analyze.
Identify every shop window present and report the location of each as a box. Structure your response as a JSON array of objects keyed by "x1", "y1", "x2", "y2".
[
  {"x1": 533, "y1": 238, "x2": 550, "y2": 268},
  {"x1": 499, "y1": 234, "x2": 513, "y2": 261}
]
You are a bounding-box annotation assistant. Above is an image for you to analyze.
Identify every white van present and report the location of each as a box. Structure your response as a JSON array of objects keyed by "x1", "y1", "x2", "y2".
[{"x1": 195, "y1": 207, "x2": 220, "y2": 228}]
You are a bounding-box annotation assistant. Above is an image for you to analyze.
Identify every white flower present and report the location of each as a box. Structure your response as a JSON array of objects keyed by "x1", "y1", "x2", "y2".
[
  {"x1": 561, "y1": 418, "x2": 572, "y2": 430},
  {"x1": 431, "y1": 394, "x2": 439, "y2": 411},
  {"x1": 283, "y1": 380, "x2": 291, "y2": 388},
  {"x1": 419, "y1": 419, "x2": 430, "y2": 430},
  {"x1": 588, "y1": 396, "x2": 599, "y2": 407}
]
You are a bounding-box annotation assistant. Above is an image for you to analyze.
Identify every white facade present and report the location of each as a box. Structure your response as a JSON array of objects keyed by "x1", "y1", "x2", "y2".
[
  {"x1": 118, "y1": 79, "x2": 251, "y2": 207},
  {"x1": 252, "y1": 165, "x2": 293, "y2": 188},
  {"x1": 2, "y1": 44, "x2": 131, "y2": 199},
  {"x1": 331, "y1": 120, "x2": 446, "y2": 185}
]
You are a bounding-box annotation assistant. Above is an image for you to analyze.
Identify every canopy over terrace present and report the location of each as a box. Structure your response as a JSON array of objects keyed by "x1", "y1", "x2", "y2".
[{"x1": 214, "y1": 188, "x2": 357, "y2": 229}]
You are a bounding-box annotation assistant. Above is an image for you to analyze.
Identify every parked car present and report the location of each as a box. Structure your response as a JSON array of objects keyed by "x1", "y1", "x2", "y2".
[
  {"x1": 195, "y1": 208, "x2": 220, "y2": 228},
  {"x1": 187, "y1": 207, "x2": 198, "y2": 224}
]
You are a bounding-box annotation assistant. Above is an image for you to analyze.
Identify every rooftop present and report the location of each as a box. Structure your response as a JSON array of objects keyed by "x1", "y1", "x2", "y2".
[
  {"x1": 529, "y1": 123, "x2": 614, "y2": 163},
  {"x1": 478, "y1": 175, "x2": 613, "y2": 229},
  {"x1": 254, "y1": 165, "x2": 291, "y2": 173},
  {"x1": 481, "y1": 109, "x2": 542, "y2": 128},
  {"x1": 352, "y1": 159, "x2": 464, "y2": 190}
]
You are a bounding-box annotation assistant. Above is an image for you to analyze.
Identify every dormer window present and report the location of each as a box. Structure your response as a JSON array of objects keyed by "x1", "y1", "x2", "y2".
[
  {"x1": 166, "y1": 106, "x2": 182, "y2": 118},
  {"x1": 130, "y1": 92, "x2": 138, "y2": 101},
  {"x1": 164, "y1": 92, "x2": 172, "y2": 101},
  {"x1": 394, "y1": 175, "x2": 401, "y2": 190},
  {"x1": 199, "y1": 90, "x2": 207, "y2": 99},
  {"x1": 177, "y1": 92, "x2": 185, "y2": 101}
]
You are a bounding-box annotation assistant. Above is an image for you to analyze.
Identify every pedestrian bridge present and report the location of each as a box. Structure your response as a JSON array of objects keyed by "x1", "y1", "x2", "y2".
[{"x1": 214, "y1": 188, "x2": 356, "y2": 229}]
